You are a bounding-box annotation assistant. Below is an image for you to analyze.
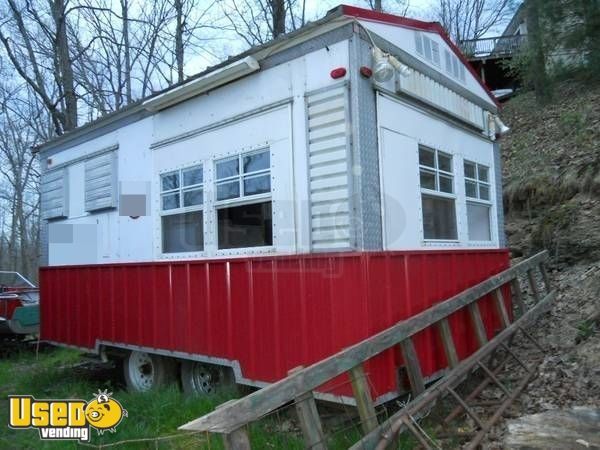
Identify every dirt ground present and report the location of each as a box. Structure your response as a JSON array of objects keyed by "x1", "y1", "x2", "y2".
[{"x1": 476, "y1": 260, "x2": 600, "y2": 449}]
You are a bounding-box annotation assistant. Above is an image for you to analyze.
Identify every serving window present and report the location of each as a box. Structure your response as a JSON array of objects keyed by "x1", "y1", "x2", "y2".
[
  {"x1": 160, "y1": 165, "x2": 204, "y2": 253},
  {"x1": 214, "y1": 148, "x2": 273, "y2": 250}
]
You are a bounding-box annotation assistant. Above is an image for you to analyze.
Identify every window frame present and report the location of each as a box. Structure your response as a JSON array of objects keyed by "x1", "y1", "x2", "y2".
[
  {"x1": 214, "y1": 148, "x2": 274, "y2": 253},
  {"x1": 463, "y1": 160, "x2": 493, "y2": 242},
  {"x1": 214, "y1": 148, "x2": 272, "y2": 207},
  {"x1": 418, "y1": 145, "x2": 459, "y2": 242},
  {"x1": 159, "y1": 164, "x2": 205, "y2": 254},
  {"x1": 463, "y1": 160, "x2": 491, "y2": 204}
]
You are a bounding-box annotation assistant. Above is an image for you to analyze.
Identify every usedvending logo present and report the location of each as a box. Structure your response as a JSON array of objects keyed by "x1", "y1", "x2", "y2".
[{"x1": 8, "y1": 390, "x2": 127, "y2": 442}]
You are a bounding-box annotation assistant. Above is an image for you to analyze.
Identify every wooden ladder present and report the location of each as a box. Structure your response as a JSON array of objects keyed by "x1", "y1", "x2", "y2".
[{"x1": 179, "y1": 251, "x2": 555, "y2": 450}]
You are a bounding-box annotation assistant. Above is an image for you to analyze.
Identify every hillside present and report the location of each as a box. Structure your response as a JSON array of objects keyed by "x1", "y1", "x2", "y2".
[
  {"x1": 478, "y1": 80, "x2": 600, "y2": 448},
  {"x1": 501, "y1": 80, "x2": 600, "y2": 264}
]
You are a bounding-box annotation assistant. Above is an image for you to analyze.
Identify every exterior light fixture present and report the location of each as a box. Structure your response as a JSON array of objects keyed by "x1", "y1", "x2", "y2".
[
  {"x1": 372, "y1": 47, "x2": 394, "y2": 83},
  {"x1": 488, "y1": 114, "x2": 510, "y2": 140},
  {"x1": 143, "y1": 56, "x2": 260, "y2": 111},
  {"x1": 494, "y1": 116, "x2": 510, "y2": 135},
  {"x1": 388, "y1": 56, "x2": 413, "y2": 77},
  {"x1": 372, "y1": 47, "x2": 412, "y2": 82}
]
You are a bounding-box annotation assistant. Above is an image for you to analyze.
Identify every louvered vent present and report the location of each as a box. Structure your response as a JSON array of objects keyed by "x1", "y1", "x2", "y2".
[
  {"x1": 85, "y1": 151, "x2": 117, "y2": 212},
  {"x1": 41, "y1": 169, "x2": 68, "y2": 220},
  {"x1": 397, "y1": 71, "x2": 485, "y2": 129},
  {"x1": 306, "y1": 85, "x2": 352, "y2": 251}
]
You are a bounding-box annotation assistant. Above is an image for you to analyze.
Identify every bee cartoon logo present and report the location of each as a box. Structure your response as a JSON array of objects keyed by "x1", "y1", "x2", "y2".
[
  {"x1": 85, "y1": 390, "x2": 128, "y2": 435},
  {"x1": 8, "y1": 389, "x2": 127, "y2": 442}
]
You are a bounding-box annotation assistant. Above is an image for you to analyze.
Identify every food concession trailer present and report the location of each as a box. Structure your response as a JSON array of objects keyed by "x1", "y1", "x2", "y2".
[{"x1": 37, "y1": 5, "x2": 510, "y2": 404}]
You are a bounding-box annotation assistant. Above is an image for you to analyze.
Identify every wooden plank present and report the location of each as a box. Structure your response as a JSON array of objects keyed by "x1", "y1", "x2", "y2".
[
  {"x1": 295, "y1": 391, "x2": 326, "y2": 450},
  {"x1": 437, "y1": 318, "x2": 459, "y2": 368},
  {"x1": 539, "y1": 262, "x2": 552, "y2": 292},
  {"x1": 218, "y1": 401, "x2": 251, "y2": 450},
  {"x1": 447, "y1": 387, "x2": 485, "y2": 429},
  {"x1": 510, "y1": 279, "x2": 527, "y2": 318},
  {"x1": 527, "y1": 269, "x2": 541, "y2": 302},
  {"x1": 401, "y1": 416, "x2": 433, "y2": 450},
  {"x1": 289, "y1": 367, "x2": 326, "y2": 450},
  {"x1": 493, "y1": 288, "x2": 511, "y2": 328},
  {"x1": 468, "y1": 302, "x2": 488, "y2": 347},
  {"x1": 349, "y1": 364, "x2": 379, "y2": 434},
  {"x1": 399, "y1": 338, "x2": 425, "y2": 396},
  {"x1": 179, "y1": 251, "x2": 549, "y2": 434},
  {"x1": 223, "y1": 428, "x2": 251, "y2": 450}
]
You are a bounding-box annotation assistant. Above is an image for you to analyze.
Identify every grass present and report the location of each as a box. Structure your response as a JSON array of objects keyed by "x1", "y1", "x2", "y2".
[
  {"x1": 0, "y1": 347, "x2": 391, "y2": 449},
  {"x1": 0, "y1": 347, "x2": 274, "y2": 449}
]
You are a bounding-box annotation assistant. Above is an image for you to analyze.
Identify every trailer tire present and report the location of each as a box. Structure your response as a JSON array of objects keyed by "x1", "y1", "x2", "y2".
[
  {"x1": 123, "y1": 351, "x2": 176, "y2": 392},
  {"x1": 180, "y1": 361, "x2": 230, "y2": 396}
]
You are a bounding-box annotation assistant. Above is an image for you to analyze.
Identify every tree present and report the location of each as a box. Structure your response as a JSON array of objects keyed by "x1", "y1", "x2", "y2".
[
  {"x1": 526, "y1": 0, "x2": 552, "y2": 103},
  {"x1": 220, "y1": 0, "x2": 307, "y2": 46},
  {"x1": 545, "y1": 0, "x2": 600, "y2": 77},
  {"x1": 364, "y1": 0, "x2": 411, "y2": 14},
  {"x1": 0, "y1": 0, "x2": 78, "y2": 134},
  {"x1": 434, "y1": 0, "x2": 517, "y2": 42},
  {"x1": 0, "y1": 82, "x2": 45, "y2": 278}
]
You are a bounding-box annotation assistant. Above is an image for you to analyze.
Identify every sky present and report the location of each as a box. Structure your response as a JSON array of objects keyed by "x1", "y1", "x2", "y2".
[{"x1": 186, "y1": 0, "x2": 437, "y2": 73}]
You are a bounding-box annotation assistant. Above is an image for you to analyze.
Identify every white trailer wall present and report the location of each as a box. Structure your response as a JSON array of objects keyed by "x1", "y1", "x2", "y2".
[
  {"x1": 377, "y1": 93, "x2": 499, "y2": 250},
  {"x1": 44, "y1": 39, "x2": 350, "y2": 266}
]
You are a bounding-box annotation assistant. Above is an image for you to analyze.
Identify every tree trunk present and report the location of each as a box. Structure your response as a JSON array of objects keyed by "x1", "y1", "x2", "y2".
[
  {"x1": 271, "y1": 0, "x2": 286, "y2": 38},
  {"x1": 527, "y1": 0, "x2": 552, "y2": 104},
  {"x1": 51, "y1": 0, "x2": 77, "y2": 130},
  {"x1": 121, "y1": 0, "x2": 133, "y2": 104},
  {"x1": 175, "y1": 0, "x2": 185, "y2": 83}
]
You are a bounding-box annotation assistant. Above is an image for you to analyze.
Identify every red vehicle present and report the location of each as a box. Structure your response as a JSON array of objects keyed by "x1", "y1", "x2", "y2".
[{"x1": 0, "y1": 271, "x2": 40, "y2": 338}]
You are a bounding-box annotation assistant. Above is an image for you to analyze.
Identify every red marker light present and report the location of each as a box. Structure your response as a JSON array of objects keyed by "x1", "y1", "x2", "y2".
[
  {"x1": 360, "y1": 66, "x2": 373, "y2": 78},
  {"x1": 330, "y1": 67, "x2": 347, "y2": 79}
]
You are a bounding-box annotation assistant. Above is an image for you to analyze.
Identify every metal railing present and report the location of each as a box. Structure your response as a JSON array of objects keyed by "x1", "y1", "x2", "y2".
[{"x1": 459, "y1": 34, "x2": 527, "y2": 59}]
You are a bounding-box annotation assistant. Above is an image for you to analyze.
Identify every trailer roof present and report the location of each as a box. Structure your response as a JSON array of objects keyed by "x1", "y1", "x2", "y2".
[{"x1": 35, "y1": 4, "x2": 497, "y2": 154}]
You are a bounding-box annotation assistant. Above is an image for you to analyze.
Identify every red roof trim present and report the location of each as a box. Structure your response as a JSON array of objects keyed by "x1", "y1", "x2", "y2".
[{"x1": 340, "y1": 5, "x2": 500, "y2": 109}]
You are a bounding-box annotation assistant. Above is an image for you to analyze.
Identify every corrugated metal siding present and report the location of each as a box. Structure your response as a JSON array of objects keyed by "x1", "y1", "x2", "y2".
[
  {"x1": 40, "y1": 249, "x2": 510, "y2": 401},
  {"x1": 306, "y1": 85, "x2": 353, "y2": 251},
  {"x1": 85, "y1": 151, "x2": 117, "y2": 212},
  {"x1": 397, "y1": 71, "x2": 485, "y2": 129},
  {"x1": 40, "y1": 168, "x2": 68, "y2": 220}
]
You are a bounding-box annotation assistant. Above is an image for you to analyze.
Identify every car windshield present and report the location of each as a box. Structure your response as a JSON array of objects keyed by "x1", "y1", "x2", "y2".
[{"x1": 0, "y1": 271, "x2": 35, "y2": 289}]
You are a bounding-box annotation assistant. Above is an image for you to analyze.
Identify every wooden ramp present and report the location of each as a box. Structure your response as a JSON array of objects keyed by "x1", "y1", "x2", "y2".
[{"x1": 179, "y1": 251, "x2": 555, "y2": 449}]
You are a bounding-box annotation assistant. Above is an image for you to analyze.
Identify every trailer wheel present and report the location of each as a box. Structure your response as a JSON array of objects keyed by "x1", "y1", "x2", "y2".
[
  {"x1": 180, "y1": 361, "x2": 229, "y2": 395},
  {"x1": 123, "y1": 351, "x2": 176, "y2": 392}
]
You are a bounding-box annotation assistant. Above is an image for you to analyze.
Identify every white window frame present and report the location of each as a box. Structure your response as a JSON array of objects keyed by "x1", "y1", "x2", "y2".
[
  {"x1": 159, "y1": 164, "x2": 205, "y2": 254},
  {"x1": 214, "y1": 148, "x2": 274, "y2": 253},
  {"x1": 464, "y1": 160, "x2": 491, "y2": 202},
  {"x1": 419, "y1": 146, "x2": 459, "y2": 243},
  {"x1": 464, "y1": 160, "x2": 493, "y2": 242}
]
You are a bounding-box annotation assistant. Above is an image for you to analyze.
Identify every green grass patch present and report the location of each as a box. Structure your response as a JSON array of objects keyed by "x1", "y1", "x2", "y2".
[
  {"x1": 0, "y1": 348, "x2": 378, "y2": 449},
  {"x1": 0, "y1": 348, "x2": 298, "y2": 449}
]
